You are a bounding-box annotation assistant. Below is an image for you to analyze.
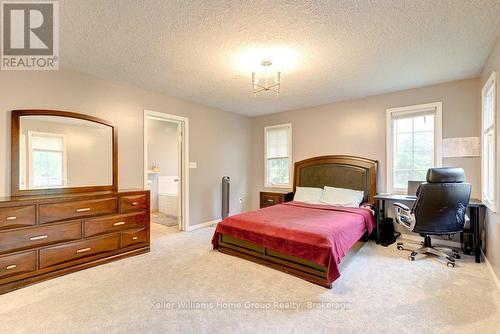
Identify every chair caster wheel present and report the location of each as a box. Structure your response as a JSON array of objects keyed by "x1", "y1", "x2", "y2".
[
  {"x1": 397, "y1": 245, "x2": 404, "y2": 251},
  {"x1": 453, "y1": 253, "x2": 461, "y2": 259},
  {"x1": 408, "y1": 256, "x2": 415, "y2": 261},
  {"x1": 447, "y1": 261, "x2": 455, "y2": 268}
]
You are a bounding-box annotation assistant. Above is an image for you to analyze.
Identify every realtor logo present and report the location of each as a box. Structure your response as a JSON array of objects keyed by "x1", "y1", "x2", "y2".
[{"x1": 1, "y1": 0, "x2": 58, "y2": 70}]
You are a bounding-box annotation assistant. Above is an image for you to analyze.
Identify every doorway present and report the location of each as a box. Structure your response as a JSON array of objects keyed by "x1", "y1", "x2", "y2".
[{"x1": 144, "y1": 110, "x2": 189, "y2": 231}]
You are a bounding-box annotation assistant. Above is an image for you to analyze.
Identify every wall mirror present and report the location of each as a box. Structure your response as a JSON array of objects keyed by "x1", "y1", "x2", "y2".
[{"x1": 11, "y1": 110, "x2": 118, "y2": 196}]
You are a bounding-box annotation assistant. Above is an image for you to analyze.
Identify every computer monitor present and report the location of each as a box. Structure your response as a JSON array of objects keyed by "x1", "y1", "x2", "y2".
[{"x1": 407, "y1": 180, "x2": 424, "y2": 196}]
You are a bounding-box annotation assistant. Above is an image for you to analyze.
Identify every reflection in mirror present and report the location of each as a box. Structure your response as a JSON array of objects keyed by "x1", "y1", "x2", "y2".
[{"x1": 19, "y1": 116, "x2": 113, "y2": 190}]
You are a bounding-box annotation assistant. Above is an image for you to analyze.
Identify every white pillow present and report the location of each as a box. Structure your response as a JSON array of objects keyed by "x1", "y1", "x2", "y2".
[
  {"x1": 293, "y1": 187, "x2": 323, "y2": 204},
  {"x1": 320, "y1": 186, "x2": 364, "y2": 207}
]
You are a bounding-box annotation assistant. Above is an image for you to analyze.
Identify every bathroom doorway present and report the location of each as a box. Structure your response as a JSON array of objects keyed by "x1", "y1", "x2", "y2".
[{"x1": 144, "y1": 110, "x2": 189, "y2": 231}]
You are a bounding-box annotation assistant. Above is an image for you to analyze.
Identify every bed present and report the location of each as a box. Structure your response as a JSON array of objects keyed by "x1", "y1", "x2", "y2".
[{"x1": 211, "y1": 155, "x2": 378, "y2": 288}]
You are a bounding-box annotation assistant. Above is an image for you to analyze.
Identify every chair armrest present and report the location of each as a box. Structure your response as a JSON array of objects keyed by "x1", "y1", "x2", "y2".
[
  {"x1": 393, "y1": 202, "x2": 410, "y2": 211},
  {"x1": 393, "y1": 202, "x2": 414, "y2": 230}
]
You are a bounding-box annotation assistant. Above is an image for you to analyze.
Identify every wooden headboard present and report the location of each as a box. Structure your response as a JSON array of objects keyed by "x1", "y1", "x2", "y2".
[{"x1": 293, "y1": 155, "x2": 378, "y2": 204}]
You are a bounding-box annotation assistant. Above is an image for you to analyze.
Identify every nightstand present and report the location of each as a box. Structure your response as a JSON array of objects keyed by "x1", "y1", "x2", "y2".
[{"x1": 259, "y1": 191, "x2": 294, "y2": 208}]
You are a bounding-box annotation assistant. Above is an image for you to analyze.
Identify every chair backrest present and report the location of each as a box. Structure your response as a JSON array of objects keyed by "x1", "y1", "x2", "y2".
[{"x1": 412, "y1": 167, "x2": 471, "y2": 235}]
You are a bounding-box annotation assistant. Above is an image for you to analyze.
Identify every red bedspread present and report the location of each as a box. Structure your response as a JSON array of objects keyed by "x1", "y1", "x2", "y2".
[{"x1": 211, "y1": 201, "x2": 375, "y2": 284}]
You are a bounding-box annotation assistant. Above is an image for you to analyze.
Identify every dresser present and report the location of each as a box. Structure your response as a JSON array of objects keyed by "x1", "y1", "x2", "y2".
[
  {"x1": 259, "y1": 191, "x2": 294, "y2": 208},
  {"x1": 0, "y1": 190, "x2": 150, "y2": 294}
]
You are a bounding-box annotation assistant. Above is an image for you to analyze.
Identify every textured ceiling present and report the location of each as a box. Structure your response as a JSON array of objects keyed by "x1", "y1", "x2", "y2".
[{"x1": 60, "y1": 0, "x2": 500, "y2": 116}]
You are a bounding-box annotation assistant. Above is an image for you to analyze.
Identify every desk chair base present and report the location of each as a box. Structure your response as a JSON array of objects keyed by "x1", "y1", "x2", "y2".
[{"x1": 396, "y1": 236, "x2": 460, "y2": 268}]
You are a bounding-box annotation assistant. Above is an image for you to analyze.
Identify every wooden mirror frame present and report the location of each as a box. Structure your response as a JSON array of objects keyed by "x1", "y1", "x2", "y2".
[{"x1": 11, "y1": 109, "x2": 118, "y2": 197}]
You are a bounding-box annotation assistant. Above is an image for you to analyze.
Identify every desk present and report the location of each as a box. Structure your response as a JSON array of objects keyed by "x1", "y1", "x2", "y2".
[{"x1": 374, "y1": 194, "x2": 484, "y2": 263}]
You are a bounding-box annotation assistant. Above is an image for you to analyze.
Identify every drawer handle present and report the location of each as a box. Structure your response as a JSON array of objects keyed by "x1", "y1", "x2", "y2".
[
  {"x1": 266, "y1": 199, "x2": 275, "y2": 203},
  {"x1": 29, "y1": 235, "x2": 48, "y2": 241},
  {"x1": 132, "y1": 202, "x2": 139, "y2": 206},
  {"x1": 76, "y1": 247, "x2": 91, "y2": 253},
  {"x1": 6, "y1": 264, "x2": 17, "y2": 270},
  {"x1": 76, "y1": 208, "x2": 91, "y2": 212},
  {"x1": 132, "y1": 236, "x2": 138, "y2": 240},
  {"x1": 113, "y1": 221, "x2": 126, "y2": 226},
  {"x1": 6, "y1": 216, "x2": 17, "y2": 221}
]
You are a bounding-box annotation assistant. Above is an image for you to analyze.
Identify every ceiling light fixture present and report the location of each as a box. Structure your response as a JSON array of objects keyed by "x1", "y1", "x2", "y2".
[{"x1": 252, "y1": 60, "x2": 281, "y2": 97}]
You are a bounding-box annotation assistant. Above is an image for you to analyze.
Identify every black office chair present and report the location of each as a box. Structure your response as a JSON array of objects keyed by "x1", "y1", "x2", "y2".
[{"x1": 393, "y1": 167, "x2": 471, "y2": 267}]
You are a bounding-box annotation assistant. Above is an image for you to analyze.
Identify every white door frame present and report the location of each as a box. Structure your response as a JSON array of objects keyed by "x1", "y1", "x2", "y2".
[{"x1": 144, "y1": 110, "x2": 190, "y2": 231}]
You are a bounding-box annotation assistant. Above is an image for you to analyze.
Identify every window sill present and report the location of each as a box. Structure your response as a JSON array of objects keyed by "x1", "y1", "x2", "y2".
[
  {"x1": 389, "y1": 189, "x2": 407, "y2": 195},
  {"x1": 265, "y1": 184, "x2": 292, "y2": 189}
]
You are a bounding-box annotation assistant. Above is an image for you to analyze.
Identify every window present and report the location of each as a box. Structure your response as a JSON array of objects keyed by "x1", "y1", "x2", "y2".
[
  {"x1": 28, "y1": 131, "x2": 67, "y2": 188},
  {"x1": 264, "y1": 123, "x2": 292, "y2": 188},
  {"x1": 386, "y1": 102, "x2": 442, "y2": 194},
  {"x1": 482, "y1": 72, "x2": 497, "y2": 211}
]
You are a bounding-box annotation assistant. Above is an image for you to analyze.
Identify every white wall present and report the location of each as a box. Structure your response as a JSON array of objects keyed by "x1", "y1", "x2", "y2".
[
  {"x1": 147, "y1": 119, "x2": 179, "y2": 177},
  {"x1": 147, "y1": 118, "x2": 179, "y2": 212},
  {"x1": 0, "y1": 69, "x2": 252, "y2": 226},
  {"x1": 480, "y1": 36, "x2": 500, "y2": 280},
  {"x1": 251, "y1": 78, "x2": 481, "y2": 210}
]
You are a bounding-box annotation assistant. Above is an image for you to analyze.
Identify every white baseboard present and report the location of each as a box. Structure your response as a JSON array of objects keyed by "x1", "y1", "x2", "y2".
[
  {"x1": 483, "y1": 250, "x2": 500, "y2": 292},
  {"x1": 187, "y1": 219, "x2": 220, "y2": 231}
]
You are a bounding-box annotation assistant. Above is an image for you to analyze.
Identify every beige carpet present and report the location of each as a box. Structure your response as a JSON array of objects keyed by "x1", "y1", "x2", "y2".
[{"x1": 1, "y1": 223, "x2": 499, "y2": 334}]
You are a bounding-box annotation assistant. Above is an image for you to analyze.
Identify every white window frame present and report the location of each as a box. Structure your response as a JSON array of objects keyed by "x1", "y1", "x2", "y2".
[
  {"x1": 28, "y1": 131, "x2": 68, "y2": 189},
  {"x1": 481, "y1": 71, "x2": 497, "y2": 212},
  {"x1": 386, "y1": 102, "x2": 443, "y2": 194},
  {"x1": 264, "y1": 123, "x2": 292, "y2": 188}
]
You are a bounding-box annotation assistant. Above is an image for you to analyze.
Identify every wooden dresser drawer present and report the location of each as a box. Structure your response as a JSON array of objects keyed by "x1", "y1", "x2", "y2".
[
  {"x1": 0, "y1": 221, "x2": 82, "y2": 254},
  {"x1": 121, "y1": 228, "x2": 148, "y2": 248},
  {"x1": 120, "y1": 195, "x2": 148, "y2": 213},
  {"x1": 0, "y1": 251, "x2": 36, "y2": 279},
  {"x1": 39, "y1": 234, "x2": 120, "y2": 269},
  {"x1": 39, "y1": 198, "x2": 118, "y2": 224},
  {"x1": 0, "y1": 206, "x2": 35, "y2": 230},
  {"x1": 0, "y1": 190, "x2": 150, "y2": 293},
  {"x1": 260, "y1": 192, "x2": 286, "y2": 208},
  {"x1": 84, "y1": 212, "x2": 148, "y2": 237}
]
